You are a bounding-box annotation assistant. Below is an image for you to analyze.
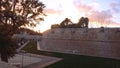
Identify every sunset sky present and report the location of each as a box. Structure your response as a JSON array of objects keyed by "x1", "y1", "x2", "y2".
[{"x1": 34, "y1": 0, "x2": 120, "y2": 32}]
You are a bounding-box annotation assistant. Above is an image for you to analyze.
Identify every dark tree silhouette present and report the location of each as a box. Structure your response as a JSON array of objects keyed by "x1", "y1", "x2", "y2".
[
  {"x1": 51, "y1": 24, "x2": 60, "y2": 29},
  {"x1": 0, "y1": 35, "x2": 17, "y2": 62},
  {"x1": 0, "y1": 0, "x2": 45, "y2": 62},
  {"x1": 78, "y1": 17, "x2": 89, "y2": 28},
  {"x1": 78, "y1": 17, "x2": 84, "y2": 27},
  {"x1": 84, "y1": 17, "x2": 89, "y2": 28},
  {"x1": 60, "y1": 18, "x2": 73, "y2": 27},
  {"x1": 17, "y1": 28, "x2": 42, "y2": 35},
  {"x1": 51, "y1": 17, "x2": 89, "y2": 28}
]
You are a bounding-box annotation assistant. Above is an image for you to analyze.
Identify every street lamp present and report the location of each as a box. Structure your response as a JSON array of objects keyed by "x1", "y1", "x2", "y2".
[{"x1": 20, "y1": 50, "x2": 26, "y2": 68}]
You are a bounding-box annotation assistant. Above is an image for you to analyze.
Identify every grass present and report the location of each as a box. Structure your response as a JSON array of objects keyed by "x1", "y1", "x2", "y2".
[
  {"x1": 22, "y1": 41, "x2": 120, "y2": 68},
  {"x1": 22, "y1": 41, "x2": 37, "y2": 53}
]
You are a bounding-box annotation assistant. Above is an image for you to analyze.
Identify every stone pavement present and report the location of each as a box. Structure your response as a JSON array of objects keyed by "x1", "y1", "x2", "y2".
[
  {"x1": 0, "y1": 39, "x2": 61, "y2": 68},
  {"x1": 8, "y1": 53, "x2": 62, "y2": 68},
  {"x1": 0, "y1": 61, "x2": 17, "y2": 68}
]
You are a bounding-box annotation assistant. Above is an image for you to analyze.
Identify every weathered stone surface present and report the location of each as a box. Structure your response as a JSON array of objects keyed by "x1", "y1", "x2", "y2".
[{"x1": 40, "y1": 28, "x2": 120, "y2": 59}]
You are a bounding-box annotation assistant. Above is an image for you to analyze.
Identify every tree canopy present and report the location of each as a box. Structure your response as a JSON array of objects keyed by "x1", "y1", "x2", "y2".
[
  {"x1": 78, "y1": 17, "x2": 89, "y2": 28},
  {"x1": 51, "y1": 17, "x2": 89, "y2": 28},
  {"x1": 0, "y1": 0, "x2": 45, "y2": 36},
  {"x1": 0, "y1": 0, "x2": 45, "y2": 62},
  {"x1": 60, "y1": 18, "x2": 73, "y2": 27}
]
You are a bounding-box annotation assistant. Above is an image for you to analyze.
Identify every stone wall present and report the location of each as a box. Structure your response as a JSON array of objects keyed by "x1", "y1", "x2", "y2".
[{"x1": 40, "y1": 28, "x2": 120, "y2": 59}]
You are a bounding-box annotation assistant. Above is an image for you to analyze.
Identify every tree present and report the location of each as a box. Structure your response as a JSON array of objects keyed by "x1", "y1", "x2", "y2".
[
  {"x1": 60, "y1": 18, "x2": 73, "y2": 28},
  {"x1": 0, "y1": 0, "x2": 45, "y2": 62},
  {"x1": 77, "y1": 17, "x2": 89, "y2": 28},
  {"x1": 16, "y1": 28, "x2": 42, "y2": 35},
  {"x1": 0, "y1": 35, "x2": 17, "y2": 62}
]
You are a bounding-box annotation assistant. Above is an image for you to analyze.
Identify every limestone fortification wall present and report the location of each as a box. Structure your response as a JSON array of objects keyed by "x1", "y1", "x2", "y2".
[{"x1": 40, "y1": 28, "x2": 120, "y2": 59}]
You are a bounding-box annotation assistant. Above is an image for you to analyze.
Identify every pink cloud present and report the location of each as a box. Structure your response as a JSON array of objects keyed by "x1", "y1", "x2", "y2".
[
  {"x1": 74, "y1": 2, "x2": 120, "y2": 27},
  {"x1": 44, "y1": 9, "x2": 61, "y2": 14},
  {"x1": 43, "y1": 0, "x2": 120, "y2": 27},
  {"x1": 110, "y1": 2, "x2": 120, "y2": 13},
  {"x1": 88, "y1": 10, "x2": 112, "y2": 22},
  {"x1": 75, "y1": 2, "x2": 94, "y2": 13}
]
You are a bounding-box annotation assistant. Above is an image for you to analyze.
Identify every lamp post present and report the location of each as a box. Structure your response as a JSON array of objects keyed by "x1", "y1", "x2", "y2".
[{"x1": 20, "y1": 50, "x2": 26, "y2": 68}]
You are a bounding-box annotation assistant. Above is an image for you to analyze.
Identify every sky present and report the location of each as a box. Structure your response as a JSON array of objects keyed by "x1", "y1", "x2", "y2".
[{"x1": 34, "y1": 0, "x2": 120, "y2": 32}]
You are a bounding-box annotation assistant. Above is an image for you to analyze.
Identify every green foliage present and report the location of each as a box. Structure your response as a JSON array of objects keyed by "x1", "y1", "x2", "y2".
[{"x1": 22, "y1": 41, "x2": 37, "y2": 53}]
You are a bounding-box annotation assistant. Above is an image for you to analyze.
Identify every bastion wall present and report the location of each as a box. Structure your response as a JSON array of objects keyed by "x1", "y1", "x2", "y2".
[{"x1": 40, "y1": 28, "x2": 120, "y2": 59}]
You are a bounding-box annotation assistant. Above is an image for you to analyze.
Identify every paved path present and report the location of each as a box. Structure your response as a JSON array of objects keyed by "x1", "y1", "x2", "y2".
[
  {"x1": 23, "y1": 54, "x2": 62, "y2": 68},
  {"x1": 8, "y1": 53, "x2": 62, "y2": 68},
  {"x1": 8, "y1": 41, "x2": 62, "y2": 68},
  {"x1": 0, "y1": 61, "x2": 17, "y2": 68}
]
